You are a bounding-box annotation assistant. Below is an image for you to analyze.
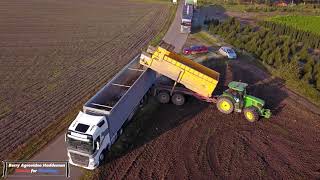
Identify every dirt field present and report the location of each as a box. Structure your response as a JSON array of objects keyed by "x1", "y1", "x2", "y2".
[
  {"x1": 92, "y1": 40, "x2": 320, "y2": 179},
  {"x1": 0, "y1": 0, "x2": 170, "y2": 161}
]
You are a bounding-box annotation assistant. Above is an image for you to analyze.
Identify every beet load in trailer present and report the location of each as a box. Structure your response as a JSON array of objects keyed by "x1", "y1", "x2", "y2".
[{"x1": 140, "y1": 46, "x2": 271, "y2": 122}]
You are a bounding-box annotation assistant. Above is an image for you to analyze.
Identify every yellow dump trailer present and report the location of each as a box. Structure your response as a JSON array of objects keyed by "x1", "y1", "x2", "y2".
[{"x1": 140, "y1": 46, "x2": 220, "y2": 97}]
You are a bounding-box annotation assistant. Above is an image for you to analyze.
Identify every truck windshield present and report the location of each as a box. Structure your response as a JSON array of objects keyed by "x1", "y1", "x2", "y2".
[
  {"x1": 66, "y1": 136, "x2": 94, "y2": 154},
  {"x1": 181, "y1": 22, "x2": 191, "y2": 26}
]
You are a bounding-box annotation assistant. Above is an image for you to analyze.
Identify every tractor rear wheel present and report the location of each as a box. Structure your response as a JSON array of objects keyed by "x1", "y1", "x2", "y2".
[
  {"x1": 171, "y1": 93, "x2": 185, "y2": 106},
  {"x1": 216, "y1": 96, "x2": 234, "y2": 114},
  {"x1": 243, "y1": 107, "x2": 259, "y2": 122},
  {"x1": 157, "y1": 91, "x2": 170, "y2": 104}
]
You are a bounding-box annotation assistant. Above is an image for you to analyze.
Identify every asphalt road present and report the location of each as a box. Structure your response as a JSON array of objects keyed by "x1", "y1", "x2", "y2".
[
  {"x1": 7, "y1": 1, "x2": 188, "y2": 179},
  {"x1": 162, "y1": 0, "x2": 188, "y2": 53},
  {"x1": 7, "y1": 134, "x2": 82, "y2": 180}
]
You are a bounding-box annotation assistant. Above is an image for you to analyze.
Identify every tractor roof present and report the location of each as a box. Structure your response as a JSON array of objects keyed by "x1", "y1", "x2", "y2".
[{"x1": 228, "y1": 81, "x2": 248, "y2": 92}]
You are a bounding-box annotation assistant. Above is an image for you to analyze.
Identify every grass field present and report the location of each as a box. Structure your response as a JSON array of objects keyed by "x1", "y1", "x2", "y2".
[{"x1": 268, "y1": 15, "x2": 320, "y2": 35}]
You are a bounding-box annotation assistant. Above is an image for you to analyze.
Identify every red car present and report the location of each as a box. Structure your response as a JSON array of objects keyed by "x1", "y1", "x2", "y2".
[{"x1": 183, "y1": 45, "x2": 208, "y2": 55}]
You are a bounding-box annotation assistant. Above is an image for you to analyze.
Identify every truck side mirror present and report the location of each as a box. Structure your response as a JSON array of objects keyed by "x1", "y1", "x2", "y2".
[{"x1": 96, "y1": 141, "x2": 100, "y2": 150}]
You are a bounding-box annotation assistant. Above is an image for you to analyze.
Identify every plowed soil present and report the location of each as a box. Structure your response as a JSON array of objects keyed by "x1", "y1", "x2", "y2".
[
  {"x1": 95, "y1": 59, "x2": 320, "y2": 179},
  {"x1": 0, "y1": 0, "x2": 170, "y2": 161}
]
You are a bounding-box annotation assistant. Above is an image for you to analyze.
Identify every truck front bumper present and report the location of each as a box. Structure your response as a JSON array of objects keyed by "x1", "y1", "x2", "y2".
[
  {"x1": 67, "y1": 152, "x2": 99, "y2": 170},
  {"x1": 69, "y1": 159, "x2": 99, "y2": 170}
]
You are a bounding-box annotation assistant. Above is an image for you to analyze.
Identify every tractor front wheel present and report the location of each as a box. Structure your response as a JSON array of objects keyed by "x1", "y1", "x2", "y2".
[
  {"x1": 216, "y1": 96, "x2": 234, "y2": 114},
  {"x1": 243, "y1": 107, "x2": 259, "y2": 122}
]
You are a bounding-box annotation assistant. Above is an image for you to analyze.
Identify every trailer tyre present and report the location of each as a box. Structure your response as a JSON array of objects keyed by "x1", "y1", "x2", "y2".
[
  {"x1": 171, "y1": 93, "x2": 185, "y2": 106},
  {"x1": 140, "y1": 95, "x2": 148, "y2": 107},
  {"x1": 216, "y1": 96, "x2": 234, "y2": 114},
  {"x1": 127, "y1": 111, "x2": 135, "y2": 122},
  {"x1": 118, "y1": 128, "x2": 123, "y2": 136},
  {"x1": 157, "y1": 91, "x2": 170, "y2": 104},
  {"x1": 243, "y1": 107, "x2": 259, "y2": 122}
]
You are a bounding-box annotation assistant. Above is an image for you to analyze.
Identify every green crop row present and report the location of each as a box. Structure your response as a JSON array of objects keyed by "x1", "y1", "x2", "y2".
[{"x1": 268, "y1": 15, "x2": 320, "y2": 35}]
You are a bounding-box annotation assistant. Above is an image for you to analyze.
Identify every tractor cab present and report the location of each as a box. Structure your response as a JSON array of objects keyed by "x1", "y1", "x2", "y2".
[
  {"x1": 216, "y1": 81, "x2": 271, "y2": 122},
  {"x1": 226, "y1": 81, "x2": 247, "y2": 100},
  {"x1": 224, "y1": 81, "x2": 248, "y2": 112},
  {"x1": 227, "y1": 81, "x2": 248, "y2": 93}
]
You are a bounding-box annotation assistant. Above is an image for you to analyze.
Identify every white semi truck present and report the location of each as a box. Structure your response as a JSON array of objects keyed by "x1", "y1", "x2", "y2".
[
  {"x1": 180, "y1": 3, "x2": 193, "y2": 33},
  {"x1": 65, "y1": 55, "x2": 156, "y2": 169}
]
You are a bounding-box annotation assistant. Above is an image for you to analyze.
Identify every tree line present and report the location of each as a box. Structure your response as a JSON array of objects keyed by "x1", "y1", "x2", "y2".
[
  {"x1": 206, "y1": 18, "x2": 320, "y2": 90},
  {"x1": 198, "y1": 0, "x2": 320, "y2": 5}
]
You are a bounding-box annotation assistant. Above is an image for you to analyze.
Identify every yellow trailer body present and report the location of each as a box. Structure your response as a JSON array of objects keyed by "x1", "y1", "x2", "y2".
[{"x1": 140, "y1": 46, "x2": 220, "y2": 97}]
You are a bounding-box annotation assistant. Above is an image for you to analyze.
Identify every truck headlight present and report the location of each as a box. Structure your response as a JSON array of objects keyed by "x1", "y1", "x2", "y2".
[{"x1": 89, "y1": 159, "x2": 95, "y2": 166}]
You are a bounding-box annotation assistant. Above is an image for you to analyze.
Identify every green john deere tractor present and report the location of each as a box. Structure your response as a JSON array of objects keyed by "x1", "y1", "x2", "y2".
[{"x1": 216, "y1": 81, "x2": 271, "y2": 122}]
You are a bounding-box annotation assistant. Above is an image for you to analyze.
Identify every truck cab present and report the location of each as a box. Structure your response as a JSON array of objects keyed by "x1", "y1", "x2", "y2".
[{"x1": 65, "y1": 112, "x2": 111, "y2": 169}]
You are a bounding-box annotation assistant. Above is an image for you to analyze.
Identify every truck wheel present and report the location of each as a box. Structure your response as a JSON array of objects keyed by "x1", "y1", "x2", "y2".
[
  {"x1": 99, "y1": 149, "x2": 106, "y2": 164},
  {"x1": 216, "y1": 96, "x2": 234, "y2": 114},
  {"x1": 171, "y1": 93, "x2": 185, "y2": 106},
  {"x1": 157, "y1": 91, "x2": 170, "y2": 104},
  {"x1": 243, "y1": 107, "x2": 259, "y2": 122}
]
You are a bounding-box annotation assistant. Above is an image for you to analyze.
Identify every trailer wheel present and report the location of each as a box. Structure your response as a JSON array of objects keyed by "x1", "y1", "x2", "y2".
[
  {"x1": 118, "y1": 128, "x2": 123, "y2": 136},
  {"x1": 157, "y1": 91, "x2": 170, "y2": 104},
  {"x1": 140, "y1": 94, "x2": 149, "y2": 106},
  {"x1": 243, "y1": 107, "x2": 259, "y2": 122},
  {"x1": 171, "y1": 93, "x2": 185, "y2": 106},
  {"x1": 139, "y1": 97, "x2": 144, "y2": 106},
  {"x1": 139, "y1": 95, "x2": 147, "y2": 107},
  {"x1": 216, "y1": 96, "x2": 234, "y2": 114}
]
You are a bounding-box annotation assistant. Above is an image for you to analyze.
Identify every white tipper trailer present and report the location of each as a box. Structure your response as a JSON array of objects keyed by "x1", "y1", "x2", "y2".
[{"x1": 65, "y1": 55, "x2": 156, "y2": 169}]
